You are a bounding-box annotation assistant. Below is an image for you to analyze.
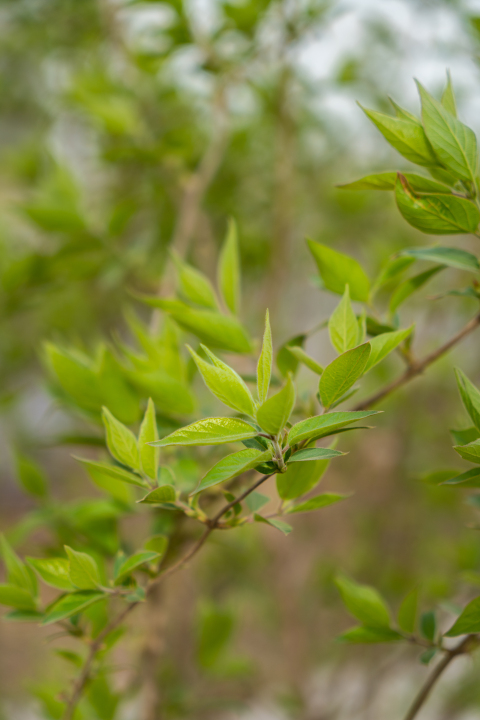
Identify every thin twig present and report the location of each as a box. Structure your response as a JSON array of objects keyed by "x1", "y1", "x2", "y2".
[
  {"x1": 353, "y1": 313, "x2": 480, "y2": 411},
  {"x1": 402, "y1": 635, "x2": 475, "y2": 720},
  {"x1": 61, "y1": 473, "x2": 274, "y2": 719}
]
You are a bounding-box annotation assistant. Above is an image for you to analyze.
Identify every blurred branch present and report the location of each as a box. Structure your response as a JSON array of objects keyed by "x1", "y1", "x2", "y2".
[
  {"x1": 61, "y1": 472, "x2": 274, "y2": 720},
  {"x1": 353, "y1": 312, "x2": 480, "y2": 411}
]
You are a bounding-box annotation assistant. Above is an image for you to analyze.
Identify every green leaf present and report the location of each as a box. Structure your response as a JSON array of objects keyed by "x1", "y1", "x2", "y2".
[
  {"x1": 389, "y1": 266, "x2": 443, "y2": 314},
  {"x1": 328, "y1": 285, "x2": 358, "y2": 354},
  {"x1": 136, "y1": 297, "x2": 252, "y2": 353},
  {"x1": 400, "y1": 246, "x2": 480, "y2": 273},
  {"x1": 114, "y1": 551, "x2": 160, "y2": 584},
  {"x1": 395, "y1": 174, "x2": 479, "y2": 234},
  {"x1": 286, "y1": 346, "x2": 323, "y2": 375},
  {"x1": 441, "y1": 71, "x2": 457, "y2": 117},
  {"x1": 454, "y1": 439, "x2": 480, "y2": 464},
  {"x1": 307, "y1": 240, "x2": 370, "y2": 302},
  {"x1": 74, "y1": 457, "x2": 149, "y2": 489},
  {"x1": 397, "y1": 588, "x2": 419, "y2": 634},
  {"x1": 256, "y1": 374, "x2": 296, "y2": 435},
  {"x1": 276, "y1": 334, "x2": 306, "y2": 377},
  {"x1": 96, "y1": 347, "x2": 139, "y2": 425},
  {"x1": 245, "y1": 492, "x2": 269, "y2": 513},
  {"x1": 218, "y1": 218, "x2": 241, "y2": 315},
  {"x1": 416, "y1": 80, "x2": 477, "y2": 182},
  {"x1": 455, "y1": 368, "x2": 480, "y2": 430},
  {"x1": 0, "y1": 584, "x2": 37, "y2": 610},
  {"x1": 188, "y1": 345, "x2": 255, "y2": 417},
  {"x1": 0, "y1": 535, "x2": 37, "y2": 596},
  {"x1": 338, "y1": 172, "x2": 450, "y2": 193},
  {"x1": 287, "y1": 448, "x2": 344, "y2": 463},
  {"x1": 360, "y1": 103, "x2": 438, "y2": 167},
  {"x1": 338, "y1": 626, "x2": 402, "y2": 643},
  {"x1": 138, "y1": 399, "x2": 159, "y2": 481},
  {"x1": 65, "y1": 546, "x2": 101, "y2": 590},
  {"x1": 45, "y1": 343, "x2": 101, "y2": 413},
  {"x1": 144, "y1": 535, "x2": 168, "y2": 556},
  {"x1": 319, "y1": 344, "x2": 371, "y2": 410},
  {"x1": 42, "y1": 591, "x2": 105, "y2": 625},
  {"x1": 125, "y1": 369, "x2": 195, "y2": 417},
  {"x1": 27, "y1": 558, "x2": 74, "y2": 591},
  {"x1": 450, "y1": 427, "x2": 480, "y2": 446},
  {"x1": 287, "y1": 492, "x2": 349, "y2": 514},
  {"x1": 257, "y1": 309, "x2": 272, "y2": 403},
  {"x1": 420, "y1": 610, "x2": 436, "y2": 642},
  {"x1": 288, "y1": 411, "x2": 380, "y2": 446},
  {"x1": 15, "y1": 453, "x2": 48, "y2": 498},
  {"x1": 442, "y1": 467, "x2": 480, "y2": 488},
  {"x1": 254, "y1": 514, "x2": 292, "y2": 535},
  {"x1": 420, "y1": 648, "x2": 438, "y2": 665},
  {"x1": 336, "y1": 575, "x2": 391, "y2": 628},
  {"x1": 197, "y1": 604, "x2": 234, "y2": 669},
  {"x1": 276, "y1": 455, "x2": 330, "y2": 501},
  {"x1": 372, "y1": 256, "x2": 415, "y2": 294},
  {"x1": 137, "y1": 485, "x2": 177, "y2": 504},
  {"x1": 152, "y1": 417, "x2": 258, "y2": 447},
  {"x1": 445, "y1": 597, "x2": 480, "y2": 636},
  {"x1": 192, "y1": 448, "x2": 273, "y2": 495},
  {"x1": 172, "y1": 252, "x2": 218, "y2": 309},
  {"x1": 364, "y1": 327, "x2": 413, "y2": 372},
  {"x1": 102, "y1": 407, "x2": 140, "y2": 471}
]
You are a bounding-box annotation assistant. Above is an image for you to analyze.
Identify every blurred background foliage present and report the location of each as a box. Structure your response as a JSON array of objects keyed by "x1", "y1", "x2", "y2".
[{"x1": 4, "y1": 0, "x2": 480, "y2": 718}]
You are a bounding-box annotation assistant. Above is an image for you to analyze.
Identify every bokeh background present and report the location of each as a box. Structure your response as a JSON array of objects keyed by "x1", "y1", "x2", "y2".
[{"x1": 3, "y1": 0, "x2": 480, "y2": 718}]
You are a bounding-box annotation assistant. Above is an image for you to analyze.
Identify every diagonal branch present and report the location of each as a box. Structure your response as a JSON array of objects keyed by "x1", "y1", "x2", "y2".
[
  {"x1": 353, "y1": 312, "x2": 480, "y2": 412},
  {"x1": 61, "y1": 472, "x2": 274, "y2": 720}
]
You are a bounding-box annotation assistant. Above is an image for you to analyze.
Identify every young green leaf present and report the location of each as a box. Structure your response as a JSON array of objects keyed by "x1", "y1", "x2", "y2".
[
  {"x1": 96, "y1": 347, "x2": 139, "y2": 425},
  {"x1": 15, "y1": 453, "x2": 48, "y2": 499},
  {"x1": 27, "y1": 558, "x2": 74, "y2": 591},
  {"x1": 287, "y1": 447, "x2": 344, "y2": 463},
  {"x1": 307, "y1": 240, "x2": 370, "y2": 302},
  {"x1": 172, "y1": 252, "x2": 218, "y2": 309},
  {"x1": 0, "y1": 584, "x2": 37, "y2": 610},
  {"x1": 256, "y1": 374, "x2": 296, "y2": 435},
  {"x1": 74, "y1": 457, "x2": 149, "y2": 489},
  {"x1": 257, "y1": 310, "x2": 272, "y2": 403},
  {"x1": 319, "y1": 344, "x2": 371, "y2": 410},
  {"x1": 42, "y1": 592, "x2": 105, "y2": 626},
  {"x1": 191, "y1": 447, "x2": 273, "y2": 495},
  {"x1": 389, "y1": 266, "x2": 443, "y2": 314},
  {"x1": 138, "y1": 399, "x2": 159, "y2": 481},
  {"x1": 395, "y1": 174, "x2": 479, "y2": 234},
  {"x1": 151, "y1": 417, "x2": 258, "y2": 447},
  {"x1": 245, "y1": 492, "x2": 269, "y2": 513},
  {"x1": 286, "y1": 346, "x2": 323, "y2": 375},
  {"x1": 450, "y1": 427, "x2": 480, "y2": 446},
  {"x1": 65, "y1": 546, "x2": 101, "y2": 590},
  {"x1": 286, "y1": 493, "x2": 349, "y2": 513},
  {"x1": 328, "y1": 285, "x2": 358, "y2": 354},
  {"x1": 338, "y1": 626, "x2": 402, "y2": 643},
  {"x1": 400, "y1": 246, "x2": 480, "y2": 273},
  {"x1": 114, "y1": 551, "x2": 160, "y2": 584},
  {"x1": 0, "y1": 535, "x2": 37, "y2": 596},
  {"x1": 442, "y1": 467, "x2": 480, "y2": 488},
  {"x1": 276, "y1": 334, "x2": 306, "y2": 377},
  {"x1": 336, "y1": 575, "x2": 391, "y2": 628},
  {"x1": 188, "y1": 345, "x2": 255, "y2": 417},
  {"x1": 144, "y1": 535, "x2": 169, "y2": 556},
  {"x1": 254, "y1": 514, "x2": 292, "y2": 535},
  {"x1": 338, "y1": 172, "x2": 450, "y2": 193},
  {"x1": 416, "y1": 80, "x2": 477, "y2": 182},
  {"x1": 137, "y1": 485, "x2": 177, "y2": 504},
  {"x1": 445, "y1": 597, "x2": 480, "y2": 636},
  {"x1": 441, "y1": 71, "x2": 457, "y2": 117},
  {"x1": 218, "y1": 218, "x2": 241, "y2": 315},
  {"x1": 454, "y1": 439, "x2": 480, "y2": 464},
  {"x1": 359, "y1": 104, "x2": 438, "y2": 167},
  {"x1": 288, "y1": 411, "x2": 380, "y2": 446},
  {"x1": 135, "y1": 296, "x2": 252, "y2": 353},
  {"x1": 420, "y1": 610, "x2": 436, "y2": 642},
  {"x1": 45, "y1": 343, "x2": 101, "y2": 413},
  {"x1": 277, "y1": 455, "x2": 330, "y2": 500},
  {"x1": 397, "y1": 588, "x2": 419, "y2": 634},
  {"x1": 455, "y1": 368, "x2": 480, "y2": 430},
  {"x1": 102, "y1": 407, "x2": 140, "y2": 471},
  {"x1": 364, "y1": 326, "x2": 413, "y2": 372},
  {"x1": 372, "y1": 256, "x2": 415, "y2": 294}
]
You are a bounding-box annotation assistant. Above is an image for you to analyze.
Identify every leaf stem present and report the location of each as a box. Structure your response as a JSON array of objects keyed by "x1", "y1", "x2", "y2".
[{"x1": 354, "y1": 312, "x2": 480, "y2": 411}]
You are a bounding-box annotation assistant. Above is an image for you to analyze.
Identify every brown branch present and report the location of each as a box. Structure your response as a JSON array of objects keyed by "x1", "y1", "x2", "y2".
[
  {"x1": 61, "y1": 472, "x2": 274, "y2": 720},
  {"x1": 354, "y1": 312, "x2": 480, "y2": 412},
  {"x1": 402, "y1": 635, "x2": 476, "y2": 720}
]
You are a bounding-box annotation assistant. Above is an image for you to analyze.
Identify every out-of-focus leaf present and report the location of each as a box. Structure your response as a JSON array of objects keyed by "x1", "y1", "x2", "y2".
[
  {"x1": 389, "y1": 266, "x2": 443, "y2": 314},
  {"x1": 65, "y1": 546, "x2": 101, "y2": 590},
  {"x1": 254, "y1": 514, "x2": 292, "y2": 535},
  {"x1": 42, "y1": 592, "x2": 105, "y2": 625},
  {"x1": 307, "y1": 240, "x2": 370, "y2": 302},
  {"x1": 286, "y1": 493, "x2": 349, "y2": 513},
  {"x1": 114, "y1": 551, "x2": 160, "y2": 584},
  {"x1": 445, "y1": 597, "x2": 480, "y2": 636},
  {"x1": 455, "y1": 368, "x2": 480, "y2": 430},
  {"x1": 338, "y1": 172, "x2": 450, "y2": 193},
  {"x1": 218, "y1": 219, "x2": 241, "y2": 315},
  {"x1": 364, "y1": 327, "x2": 413, "y2": 372},
  {"x1": 27, "y1": 558, "x2": 74, "y2": 591},
  {"x1": 397, "y1": 588, "x2": 419, "y2": 634},
  {"x1": 400, "y1": 246, "x2": 480, "y2": 273},
  {"x1": 137, "y1": 486, "x2": 177, "y2": 504},
  {"x1": 336, "y1": 575, "x2": 391, "y2": 628}
]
